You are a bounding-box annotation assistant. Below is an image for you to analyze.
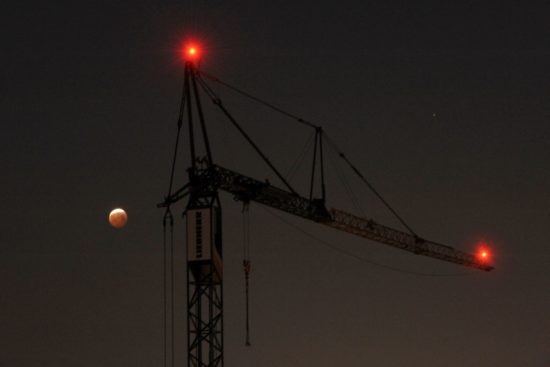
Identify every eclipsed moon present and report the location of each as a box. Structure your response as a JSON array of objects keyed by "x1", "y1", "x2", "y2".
[{"x1": 109, "y1": 208, "x2": 128, "y2": 228}]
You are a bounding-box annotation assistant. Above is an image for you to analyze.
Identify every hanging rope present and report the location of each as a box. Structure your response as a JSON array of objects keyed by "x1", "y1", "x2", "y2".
[{"x1": 242, "y1": 202, "x2": 252, "y2": 346}]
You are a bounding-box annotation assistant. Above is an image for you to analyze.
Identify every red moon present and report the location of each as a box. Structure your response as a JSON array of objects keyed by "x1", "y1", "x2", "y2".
[{"x1": 109, "y1": 208, "x2": 128, "y2": 228}]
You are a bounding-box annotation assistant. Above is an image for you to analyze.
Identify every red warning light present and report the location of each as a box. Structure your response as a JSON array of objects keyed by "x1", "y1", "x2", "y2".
[
  {"x1": 181, "y1": 42, "x2": 201, "y2": 62},
  {"x1": 476, "y1": 242, "x2": 491, "y2": 262}
]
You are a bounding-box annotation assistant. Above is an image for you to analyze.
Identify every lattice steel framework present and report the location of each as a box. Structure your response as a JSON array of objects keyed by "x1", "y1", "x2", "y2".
[{"x1": 186, "y1": 194, "x2": 223, "y2": 367}]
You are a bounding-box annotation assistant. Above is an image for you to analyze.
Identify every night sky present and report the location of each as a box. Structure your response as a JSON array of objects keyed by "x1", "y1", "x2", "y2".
[{"x1": 2, "y1": 1, "x2": 549, "y2": 366}]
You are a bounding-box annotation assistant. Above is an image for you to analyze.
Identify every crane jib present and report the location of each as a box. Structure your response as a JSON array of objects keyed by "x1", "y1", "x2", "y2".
[{"x1": 192, "y1": 163, "x2": 493, "y2": 272}]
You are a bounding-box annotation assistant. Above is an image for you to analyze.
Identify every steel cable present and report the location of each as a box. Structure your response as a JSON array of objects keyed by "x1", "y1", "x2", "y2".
[{"x1": 196, "y1": 70, "x2": 418, "y2": 236}]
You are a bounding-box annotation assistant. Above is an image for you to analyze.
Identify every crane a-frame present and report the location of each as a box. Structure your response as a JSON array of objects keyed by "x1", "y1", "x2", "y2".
[{"x1": 159, "y1": 55, "x2": 494, "y2": 367}]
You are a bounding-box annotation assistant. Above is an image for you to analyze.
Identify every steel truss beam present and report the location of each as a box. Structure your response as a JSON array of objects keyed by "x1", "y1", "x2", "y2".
[{"x1": 188, "y1": 162, "x2": 493, "y2": 272}]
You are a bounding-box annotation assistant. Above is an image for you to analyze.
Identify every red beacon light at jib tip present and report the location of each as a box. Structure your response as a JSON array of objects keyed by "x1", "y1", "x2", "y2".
[{"x1": 476, "y1": 241, "x2": 493, "y2": 263}]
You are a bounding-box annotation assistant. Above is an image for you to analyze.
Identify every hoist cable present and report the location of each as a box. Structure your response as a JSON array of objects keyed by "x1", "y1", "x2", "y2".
[
  {"x1": 162, "y1": 214, "x2": 167, "y2": 367},
  {"x1": 169, "y1": 211, "x2": 175, "y2": 367},
  {"x1": 244, "y1": 262, "x2": 251, "y2": 346},
  {"x1": 242, "y1": 203, "x2": 251, "y2": 260},
  {"x1": 242, "y1": 203, "x2": 252, "y2": 346}
]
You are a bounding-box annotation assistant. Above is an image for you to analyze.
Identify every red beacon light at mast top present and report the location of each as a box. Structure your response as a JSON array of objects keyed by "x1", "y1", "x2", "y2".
[{"x1": 182, "y1": 43, "x2": 202, "y2": 63}]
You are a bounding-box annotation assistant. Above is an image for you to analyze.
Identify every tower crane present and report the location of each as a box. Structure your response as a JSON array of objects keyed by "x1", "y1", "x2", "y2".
[{"x1": 158, "y1": 47, "x2": 494, "y2": 367}]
